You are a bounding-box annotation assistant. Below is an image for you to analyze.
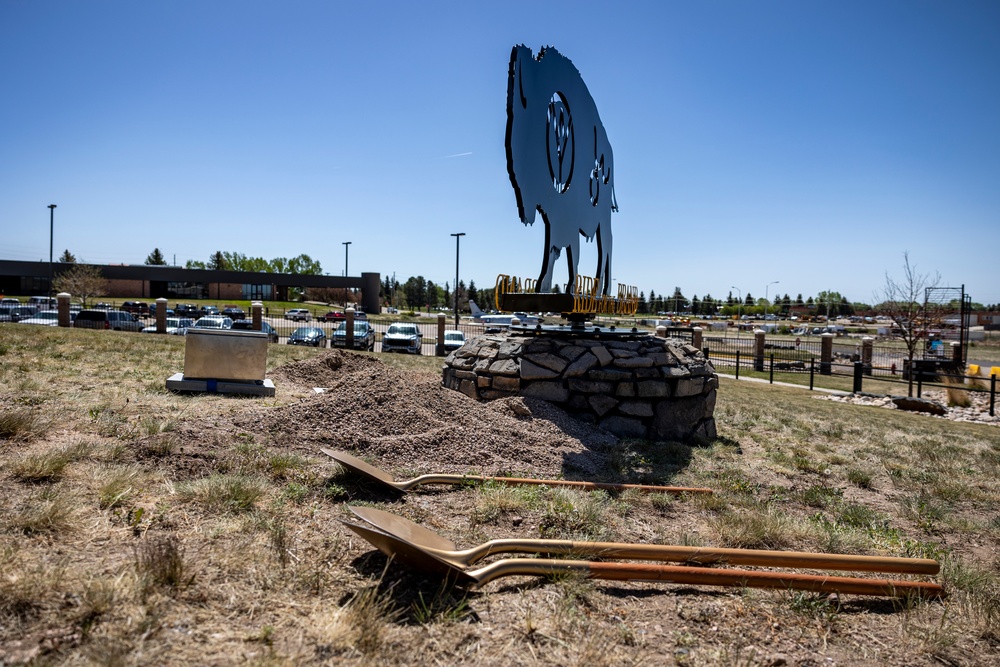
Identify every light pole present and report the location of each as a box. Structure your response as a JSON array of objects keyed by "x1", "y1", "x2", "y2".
[
  {"x1": 451, "y1": 232, "x2": 465, "y2": 327},
  {"x1": 731, "y1": 286, "x2": 742, "y2": 337},
  {"x1": 48, "y1": 204, "x2": 57, "y2": 298},
  {"x1": 342, "y1": 241, "x2": 351, "y2": 277},
  {"x1": 765, "y1": 280, "x2": 779, "y2": 324}
]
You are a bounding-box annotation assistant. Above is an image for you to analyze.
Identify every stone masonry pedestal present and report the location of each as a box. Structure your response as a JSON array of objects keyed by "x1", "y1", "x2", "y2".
[{"x1": 442, "y1": 332, "x2": 718, "y2": 443}]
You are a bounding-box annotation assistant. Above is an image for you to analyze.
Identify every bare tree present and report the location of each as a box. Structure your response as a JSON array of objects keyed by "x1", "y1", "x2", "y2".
[
  {"x1": 52, "y1": 264, "x2": 108, "y2": 307},
  {"x1": 875, "y1": 252, "x2": 941, "y2": 397}
]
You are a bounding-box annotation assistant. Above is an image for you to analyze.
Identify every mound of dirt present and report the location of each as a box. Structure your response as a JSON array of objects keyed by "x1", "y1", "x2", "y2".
[{"x1": 241, "y1": 351, "x2": 621, "y2": 478}]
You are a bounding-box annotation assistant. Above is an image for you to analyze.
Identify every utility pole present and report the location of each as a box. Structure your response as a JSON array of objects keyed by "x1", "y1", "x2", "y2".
[
  {"x1": 48, "y1": 204, "x2": 56, "y2": 298},
  {"x1": 451, "y1": 233, "x2": 465, "y2": 327}
]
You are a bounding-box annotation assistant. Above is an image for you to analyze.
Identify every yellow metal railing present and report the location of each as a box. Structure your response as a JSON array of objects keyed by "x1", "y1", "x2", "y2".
[{"x1": 495, "y1": 273, "x2": 638, "y2": 316}]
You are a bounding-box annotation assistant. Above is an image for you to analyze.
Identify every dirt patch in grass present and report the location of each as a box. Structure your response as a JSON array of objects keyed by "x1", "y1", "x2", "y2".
[{"x1": 1, "y1": 325, "x2": 999, "y2": 666}]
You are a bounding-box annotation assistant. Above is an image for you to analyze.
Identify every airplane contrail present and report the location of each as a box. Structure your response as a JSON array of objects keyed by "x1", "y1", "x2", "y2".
[{"x1": 440, "y1": 151, "x2": 473, "y2": 159}]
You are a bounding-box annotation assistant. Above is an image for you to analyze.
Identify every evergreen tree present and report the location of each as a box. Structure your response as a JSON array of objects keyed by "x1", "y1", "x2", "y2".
[
  {"x1": 209, "y1": 251, "x2": 227, "y2": 270},
  {"x1": 58, "y1": 249, "x2": 76, "y2": 263},
  {"x1": 467, "y1": 279, "x2": 478, "y2": 308},
  {"x1": 145, "y1": 248, "x2": 167, "y2": 265}
]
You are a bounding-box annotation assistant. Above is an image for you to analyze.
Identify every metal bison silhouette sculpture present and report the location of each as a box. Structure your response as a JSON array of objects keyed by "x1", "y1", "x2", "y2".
[{"x1": 505, "y1": 45, "x2": 618, "y2": 297}]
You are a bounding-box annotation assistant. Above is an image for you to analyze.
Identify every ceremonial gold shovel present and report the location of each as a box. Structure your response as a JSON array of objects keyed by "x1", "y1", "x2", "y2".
[
  {"x1": 321, "y1": 448, "x2": 713, "y2": 495},
  {"x1": 348, "y1": 505, "x2": 940, "y2": 575},
  {"x1": 340, "y1": 519, "x2": 944, "y2": 598}
]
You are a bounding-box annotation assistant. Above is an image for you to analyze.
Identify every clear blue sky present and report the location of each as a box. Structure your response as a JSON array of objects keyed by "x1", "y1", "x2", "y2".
[{"x1": 2, "y1": 1, "x2": 998, "y2": 306}]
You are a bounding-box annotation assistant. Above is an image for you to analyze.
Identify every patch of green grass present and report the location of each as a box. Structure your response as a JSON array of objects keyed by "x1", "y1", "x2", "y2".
[
  {"x1": 799, "y1": 484, "x2": 843, "y2": 508},
  {"x1": 135, "y1": 534, "x2": 192, "y2": 599},
  {"x1": 711, "y1": 506, "x2": 812, "y2": 550},
  {"x1": 538, "y1": 489, "x2": 615, "y2": 541},
  {"x1": 8, "y1": 486, "x2": 79, "y2": 534},
  {"x1": 0, "y1": 408, "x2": 43, "y2": 441},
  {"x1": 10, "y1": 443, "x2": 90, "y2": 483},
  {"x1": 97, "y1": 464, "x2": 143, "y2": 509},
  {"x1": 410, "y1": 582, "x2": 472, "y2": 625},
  {"x1": 836, "y1": 502, "x2": 889, "y2": 530},
  {"x1": 471, "y1": 481, "x2": 544, "y2": 524},
  {"x1": 178, "y1": 475, "x2": 267, "y2": 513},
  {"x1": 900, "y1": 494, "x2": 950, "y2": 534},
  {"x1": 846, "y1": 467, "x2": 874, "y2": 488}
]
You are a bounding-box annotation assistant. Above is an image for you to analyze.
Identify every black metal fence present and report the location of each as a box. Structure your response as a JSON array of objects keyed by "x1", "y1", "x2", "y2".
[{"x1": 701, "y1": 335, "x2": 997, "y2": 416}]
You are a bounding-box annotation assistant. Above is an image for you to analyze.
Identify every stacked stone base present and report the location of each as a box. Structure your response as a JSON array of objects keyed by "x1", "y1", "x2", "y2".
[{"x1": 442, "y1": 333, "x2": 717, "y2": 443}]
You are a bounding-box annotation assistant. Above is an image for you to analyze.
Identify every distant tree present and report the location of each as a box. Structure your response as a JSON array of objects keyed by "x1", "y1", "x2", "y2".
[
  {"x1": 145, "y1": 248, "x2": 167, "y2": 265},
  {"x1": 690, "y1": 294, "x2": 700, "y2": 315},
  {"x1": 209, "y1": 251, "x2": 227, "y2": 270},
  {"x1": 795, "y1": 294, "x2": 804, "y2": 306},
  {"x1": 52, "y1": 264, "x2": 107, "y2": 307},
  {"x1": 744, "y1": 293, "x2": 754, "y2": 307},
  {"x1": 403, "y1": 276, "x2": 426, "y2": 311},
  {"x1": 427, "y1": 279, "x2": 440, "y2": 311},
  {"x1": 670, "y1": 287, "x2": 689, "y2": 312},
  {"x1": 467, "y1": 280, "x2": 478, "y2": 309},
  {"x1": 816, "y1": 291, "x2": 846, "y2": 318},
  {"x1": 186, "y1": 259, "x2": 207, "y2": 269},
  {"x1": 284, "y1": 254, "x2": 322, "y2": 275},
  {"x1": 637, "y1": 291, "x2": 647, "y2": 313},
  {"x1": 875, "y1": 252, "x2": 941, "y2": 397},
  {"x1": 221, "y1": 252, "x2": 267, "y2": 272},
  {"x1": 480, "y1": 287, "x2": 496, "y2": 310},
  {"x1": 58, "y1": 249, "x2": 76, "y2": 263}
]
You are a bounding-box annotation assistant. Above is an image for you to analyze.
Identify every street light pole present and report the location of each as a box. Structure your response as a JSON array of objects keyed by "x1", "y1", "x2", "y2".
[
  {"x1": 451, "y1": 232, "x2": 465, "y2": 327},
  {"x1": 765, "y1": 280, "x2": 779, "y2": 324},
  {"x1": 731, "y1": 286, "x2": 742, "y2": 338},
  {"x1": 342, "y1": 241, "x2": 351, "y2": 277},
  {"x1": 48, "y1": 204, "x2": 57, "y2": 298}
]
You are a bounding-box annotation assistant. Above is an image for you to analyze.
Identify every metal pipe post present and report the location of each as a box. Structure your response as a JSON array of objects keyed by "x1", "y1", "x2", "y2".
[
  {"x1": 451, "y1": 232, "x2": 465, "y2": 327},
  {"x1": 48, "y1": 204, "x2": 57, "y2": 297}
]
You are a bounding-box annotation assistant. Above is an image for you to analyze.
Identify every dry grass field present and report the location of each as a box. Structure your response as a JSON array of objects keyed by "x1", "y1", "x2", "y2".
[{"x1": 1, "y1": 325, "x2": 998, "y2": 666}]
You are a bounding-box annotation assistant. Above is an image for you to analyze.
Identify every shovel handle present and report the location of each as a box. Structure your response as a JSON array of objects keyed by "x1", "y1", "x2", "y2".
[
  {"x1": 406, "y1": 473, "x2": 712, "y2": 495},
  {"x1": 472, "y1": 559, "x2": 944, "y2": 598},
  {"x1": 466, "y1": 540, "x2": 939, "y2": 574}
]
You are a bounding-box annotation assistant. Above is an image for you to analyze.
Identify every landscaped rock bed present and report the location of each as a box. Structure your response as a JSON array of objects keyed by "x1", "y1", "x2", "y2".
[
  {"x1": 818, "y1": 389, "x2": 1000, "y2": 426},
  {"x1": 442, "y1": 332, "x2": 718, "y2": 442}
]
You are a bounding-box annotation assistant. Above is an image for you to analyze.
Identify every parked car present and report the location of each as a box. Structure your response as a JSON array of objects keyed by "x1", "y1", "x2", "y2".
[
  {"x1": 322, "y1": 310, "x2": 345, "y2": 322},
  {"x1": 200, "y1": 305, "x2": 220, "y2": 317},
  {"x1": 0, "y1": 305, "x2": 38, "y2": 322},
  {"x1": 221, "y1": 306, "x2": 246, "y2": 319},
  {"x1": 443, "y1": 329, "x2": 466, "y2": 353},
  {"x1": 121, "y1": 301, "x2": 149, "y2": 315},
  {"x1": 18, "y1": 310, "x2": 61, "y2": 326},
  {"x1": 73, "y1": 309, "x2": 143, "y2": 331},
  {"x1": 231, "y1": 319, "x2": 279, "y2": 343},
  {"x1": 141, "y1": 317, "x2": 194, "y2": 335},
  {"x1": 190, "y1": 316, "x2": 233, "y2": 330},
  {"x1": 285, "y1": 308, "x2": 312, "y2": 322},
  {"x1": 287, "y1": 326, "x2": 326, "y2": 347},
  {"x1": 382, "y1": 322, "x2": 423, "y2": 354},
  {"x1": 174, "y1": 303, "x2": 200, "y2": 317},
  {"x1": 0, "y1": 297, "x2": 20, "y2": 306},
  {"x1": 331, "y1": 320, "x2": 375, "y2": 351},
  {"x1": 27, "y1": 296, "x2": 57, "y2": 309}
]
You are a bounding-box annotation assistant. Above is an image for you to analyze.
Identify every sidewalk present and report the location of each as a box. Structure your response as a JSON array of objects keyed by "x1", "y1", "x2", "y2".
[{"x1": 715, "y1": 372, "x2": 849, "y2": 396}]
